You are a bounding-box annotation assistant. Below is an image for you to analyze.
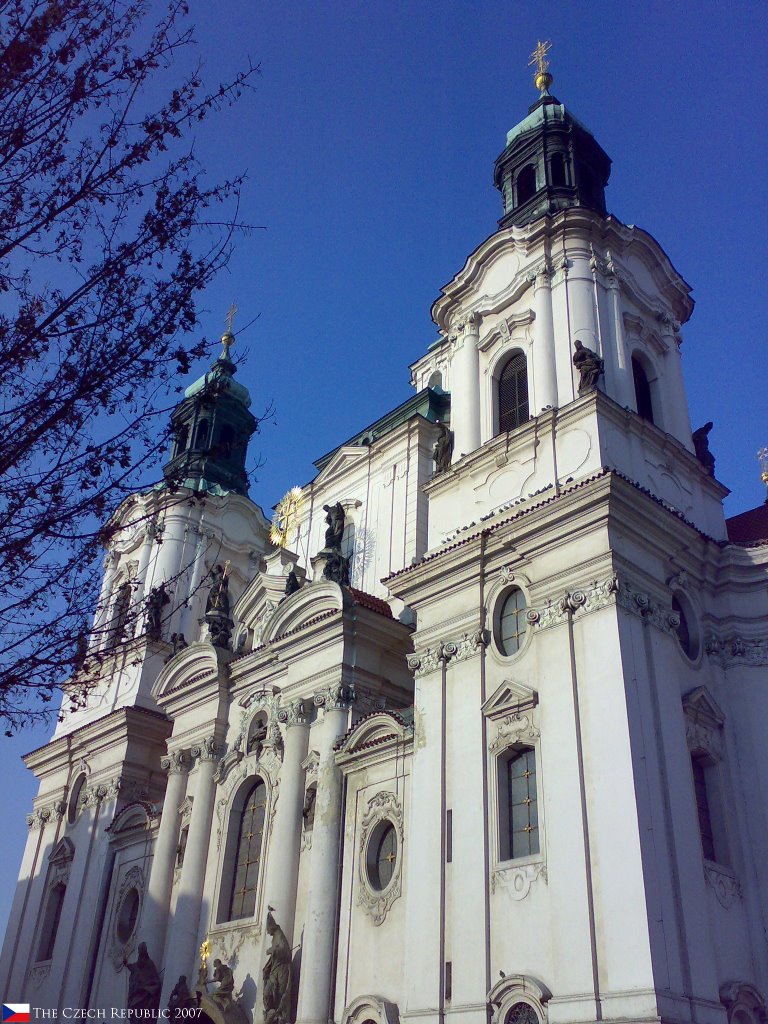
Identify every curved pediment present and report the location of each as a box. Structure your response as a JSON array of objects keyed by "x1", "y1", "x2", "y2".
[
  {"x1": 152, "y1": 641, "x2": 220, "y2": 698},
  {"x1": 262, "y1": 581, "x2": 345, "y2": 645},
  {"x1": 336, "y1": 711, "x2": 412, "y2": 758}
]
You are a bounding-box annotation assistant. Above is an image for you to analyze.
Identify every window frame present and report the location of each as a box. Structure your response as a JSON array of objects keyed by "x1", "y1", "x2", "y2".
[
  {"x1": 497, "y1": 744, "x2": 541, "y2": 864},
  {"x1": 495, "y1": 350, "x2": 530, "y2": 436},
  {"x1": 217, "y1": 774, "x2": 270, "y2": 924}
]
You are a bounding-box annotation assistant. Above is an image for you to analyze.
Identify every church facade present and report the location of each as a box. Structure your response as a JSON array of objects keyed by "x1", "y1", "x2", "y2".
[{"x1": 3, "y1": 65, "x2": 768, "y2": 1024}]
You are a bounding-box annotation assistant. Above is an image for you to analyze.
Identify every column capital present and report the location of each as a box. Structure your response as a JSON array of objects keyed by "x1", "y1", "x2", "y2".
[
  {"x1": 161, "y1": 749, "x2": 190, "y2": 774},
  {"x1": 278, "y1": 698, "x2": 311, "y2": 727},
  {"x1": 313, "y1": 683, "x2": 355, "y2": 712},
  {"x1": 190, "y1": 736, "x2": 222, "y2": 763}
]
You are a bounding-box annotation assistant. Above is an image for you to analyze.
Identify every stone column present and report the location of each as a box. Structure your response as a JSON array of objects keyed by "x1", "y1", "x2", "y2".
[
  {"x1": 605, "y1": 263, "x2": 635, "y2": 409},
  {"x1": 141, "y1": 750, "x2": 189, "y2": 967},
  {"x1": 531, "y1": 266, "x2": 558, "y2": 412},
  {"x1": 449, "y1": 312, "x2": 481, "y2": 460},
  {"x1": 657, "y1": 313, "x2": 693, "y2": 446},
  {"x1": 266, "y1": 700, "x2": 310, "y2": 940},
  {"x1": 296, "y1": 685, "x2": 354, "y2": 1024},
  {"x1": 160, "y1": 737, "x2": 220, "y2": 1005}
]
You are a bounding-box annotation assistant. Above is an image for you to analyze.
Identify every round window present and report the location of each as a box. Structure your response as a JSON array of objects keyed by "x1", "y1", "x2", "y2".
[
  {"x1": 116, "y1": 887, "x2": 140, "y2": 943},
  {"x1": 672, "y1": 592, "x2": 699, "y2": 660},
  {"x1": 366, "y1": 820, "x2": 397, "y2": 892},
  {"x1": 495, "y1": 587, "x2": 528, "y2": 657}
]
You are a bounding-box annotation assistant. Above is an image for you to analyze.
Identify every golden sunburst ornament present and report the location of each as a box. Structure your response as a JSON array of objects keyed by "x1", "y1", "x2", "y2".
[
  {"x1": 270, "y1": 486, "x2": 304, "y2": 547},
  {"x1": 199, "y1": 937, "x2": 210, "y2": 969}
]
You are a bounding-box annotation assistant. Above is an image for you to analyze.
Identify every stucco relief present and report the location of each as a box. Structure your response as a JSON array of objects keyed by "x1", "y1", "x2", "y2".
[
  {"x1": 252, "y1": 599, "x2": 277, "y2": 646},
  {"x1": 28, "y1": 963, "x2": 51, "y2": 989},
  {"x1": 705, "y1": 864, "x2": 742, "y2": 909},
  {"x1": 488, "y1": 713, "x2": 540, "y2": 754},
  {"x1": 706, "y1": 634, "x2": 768, "y2": 668},
  {"x1": 408, "y1": 630, "x2": 489, "y2": 676},
  {"x1": 556, "y1": 428, "x2": 592, "y2": 479},
  {"x1": 357, "y1": 791, "x2": 404, "y2": 926},
  {"x1": 491, "y1": 860, "x2": 546, "y2": 900},
  {"x1": 27, "y1": 801, "x2": 65, "y2": 830},
  {"x1": 108, "y1": 864, "x2": 144, "y2": 970}
]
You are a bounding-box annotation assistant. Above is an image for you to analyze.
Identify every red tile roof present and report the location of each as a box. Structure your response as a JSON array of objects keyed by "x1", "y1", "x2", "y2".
[
  {"x1": 349, "y1": 588, "x2": 393, "y2": 618},
  {"x1": 726, "y1": 504, "x2": 768, "y2": 544}
]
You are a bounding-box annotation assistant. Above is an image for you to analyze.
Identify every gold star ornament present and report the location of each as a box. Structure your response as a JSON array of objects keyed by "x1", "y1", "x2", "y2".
[{"x1": 270, "y1": 486, "x2": 304, "y2": 548}]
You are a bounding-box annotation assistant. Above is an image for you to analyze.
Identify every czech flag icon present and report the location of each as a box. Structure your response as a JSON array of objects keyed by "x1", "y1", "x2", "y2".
[{"x1": 3, "y1": 1006, "x2": 30, "y2": 1023}]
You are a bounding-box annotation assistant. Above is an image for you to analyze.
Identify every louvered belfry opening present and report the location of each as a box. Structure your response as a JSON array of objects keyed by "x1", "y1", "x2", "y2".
[{"x1": 498, "y1": 352, "x2": 530, "y2": 434}]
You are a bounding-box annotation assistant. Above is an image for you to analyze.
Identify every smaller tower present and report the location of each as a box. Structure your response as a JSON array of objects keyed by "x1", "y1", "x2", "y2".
[
  {"x1": 164, "y1": 309, "x2": 257, "y2": 496},
  {"x1": 493, "y1": 40, "x2": 611, "y2": 228}
]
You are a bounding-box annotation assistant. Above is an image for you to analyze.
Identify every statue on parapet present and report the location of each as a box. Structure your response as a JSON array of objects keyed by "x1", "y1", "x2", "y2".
[
  {"x1": 263, "y1": 909, "x2": 292, "y2": 1024},
  {"x1": 168, "y1": 976, "x2": 196, "y2": 1021},
  {"x1": 692, "y1": 421, "x2": 716, "y2": 477},
  {"x1": 211, "y1": 959, "x2": 235, "y2": 1009},
  {"x1": 572, "y1": 339, "x2": 604, "y2": 393},
  {"x1": 124, "y1": 942, "x2": 161, "y2": 1014},
  {"x1": 323, "y1": 502, "x2": 345, "y2": 550},
  {"x1": 433, "y1": 421, "x2": 454, "y2": 474}
]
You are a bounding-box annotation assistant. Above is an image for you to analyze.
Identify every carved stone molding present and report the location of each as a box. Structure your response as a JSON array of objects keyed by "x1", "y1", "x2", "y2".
[
  {"x1": 408, "y1": 630, "x2": 489, "y2": 675},
  {"x1": 27, "y1": 962, "x2": 51, "y2": 989},
  {"x1": 252, "y1": 599, "x2": 278, "y2": 647},
  {"x1": 27, "y1": 801, "x2": 65, "y2": 830},
  {"x1": 84, "y1": 777, "x2": 128, "y2": 808},
  {"x1": 488, "y1": 713, "x2": 540, "y2": 754},
  {"x1": 706, "y1": 634, "x2": 768, "y2": 668},
  {"x1": 314, "y1": 683, "x2": 355, "y2": 711},
  {"x1": 191, "y1": 737, "x2": 222, "y2": 763},
  {"x1": 357, "y1": 791, "x2": 404, "y2": 926},
  {"x1": 705, "y1": 864, "x2": 742, "y2": 909},
  {"x1": 109, "y1": 864, "x2": 144, "y2": 970},
  {"x1": 161, "y1": 750, "x2": 190, "y2": 775},
  {"x1": 301, "y1": 750, "x2": 320, "y2": 780},
  {"x1": 277, "y1": 698, "x2": 310, "y2": 727},
  {"x1": 490, "y1": 859, "x2": 546, "y2": 900}
]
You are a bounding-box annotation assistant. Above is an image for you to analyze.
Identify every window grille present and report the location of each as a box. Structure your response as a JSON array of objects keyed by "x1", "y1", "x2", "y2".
[
  {"x1": 498, "y1": 354, "x2": 529, "y2": 434},
  {"x1": 227, "y1": 778, "x2": 267, "y2": 920}
]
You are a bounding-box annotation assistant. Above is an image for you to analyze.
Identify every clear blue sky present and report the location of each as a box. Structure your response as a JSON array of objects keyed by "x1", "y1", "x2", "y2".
[{"x1": 1, "y1": 0, "x2": 766, "y2": 937}]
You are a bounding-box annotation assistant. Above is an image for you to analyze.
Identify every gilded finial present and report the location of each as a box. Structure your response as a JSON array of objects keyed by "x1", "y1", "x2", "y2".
[
  {"x1": 528, "y1": 39, "x2": 553, "y2": 94},
  {"x1": 758, "y1": 447, "x2": 768, "y2": 502},
  {"x1": 221, "y1": 301, "x2": 237, "y2": 360}
]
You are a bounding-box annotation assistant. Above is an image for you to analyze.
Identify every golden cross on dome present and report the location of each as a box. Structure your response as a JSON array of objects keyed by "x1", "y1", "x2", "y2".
[
  {"x1": 225, "y1": 301, "x2": 238, "y2": 334},
  {"x1": 221, "y1": 302, "x2": 237, "y2": 360},
  {"x1": 528, "y1": 39, "x2": 554, "y2": 93}
]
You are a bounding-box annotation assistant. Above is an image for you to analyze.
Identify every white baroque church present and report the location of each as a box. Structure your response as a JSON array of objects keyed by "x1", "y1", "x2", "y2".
[{"x1": 3, "y1": 61, "x2": 768, "y2": 1024}]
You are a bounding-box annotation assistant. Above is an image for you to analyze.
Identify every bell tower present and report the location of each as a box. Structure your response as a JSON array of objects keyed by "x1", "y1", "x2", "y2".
[
  {"x1": 493, "y1": 40, "x2": 611, "y2": 228},
  {"x1": 163, "y1": 308, "x2": 257, "y2": 497}
]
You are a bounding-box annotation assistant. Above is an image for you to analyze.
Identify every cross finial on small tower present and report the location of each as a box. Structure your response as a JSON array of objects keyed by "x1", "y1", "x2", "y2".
[
  {"x1": 758, "y1": 447, "x2": 768, "y2": 504},
  {"x1": 528, "y1": 39, "x2": 553, "y2": 94},
  {"x1": 221, "y1": 301, "x2": 238, "y2": 360}
]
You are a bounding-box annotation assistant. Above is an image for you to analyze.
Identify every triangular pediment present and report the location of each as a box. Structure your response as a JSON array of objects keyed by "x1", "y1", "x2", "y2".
[
  {"x1": 482, "y1": 679, "x2": 538, "y2": 720},
  {"x1": 49, "y1": 837, "x2": 75, "y2": 865},
  {"x1": 314, "y1": 446, "x2": 369, "y2": 487},
  {"x1": 683, "y1": 685, "x2": 725, "y2": 727}
]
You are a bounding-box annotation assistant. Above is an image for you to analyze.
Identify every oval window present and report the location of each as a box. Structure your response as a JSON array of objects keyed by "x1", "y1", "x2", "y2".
[
  {"x1": 366, "y1": 820, "x2": 397, "y2": 892},
  {"x1": 495, "y1": 587, "x2": 528, "y2": 656},
  {"x1": 67, "y1": 773, "x2": 87, "y2": 825},
  {"x1": 116, "y1": 887, "x2": 140, "y2": 943},
  {"x1": 672, "y1": 593, "x2": 699, "y2": 660}
]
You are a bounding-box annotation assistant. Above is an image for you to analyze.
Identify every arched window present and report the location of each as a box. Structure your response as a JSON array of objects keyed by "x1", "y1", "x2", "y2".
[
  {"x1": 341, "y1": 520, "x2": 356, "y2": 562},
  {"x1": 223, "y1": 778, "x2": 267, "y2": 922},
  {"x1": 578, "y1": 162, "x2": 595, "y2": 203},
  {"x1": 632, "y1": 356, "x2": 655, "y2": 423},
  {"x1": 550, "y1": 152, "x2": 567, "y2": 187},
  {"x1": 497, "y1": 352, "x2": 529, "y2": 434},
  {"x1": 195, "y1": 418, "x2": 209, "y2": 448},
  {"x1": 107, "y1": 582, "x2": 132, "y2": 648},
  {"x1": 498, "y1": 747, "x2": 539, "y2": 860},
  {"x1": 691, "y1": 754, "x2": 716, "y2": 861},
  {"x1": 218, "y1": 424, "x2": 235, "y2": 458},
  {"x1": 37, "y1": 883, "x2": 66, "y2": 962},
  {"x1": 516, "y1": 164, "x2": 537, "y2": 205}
]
